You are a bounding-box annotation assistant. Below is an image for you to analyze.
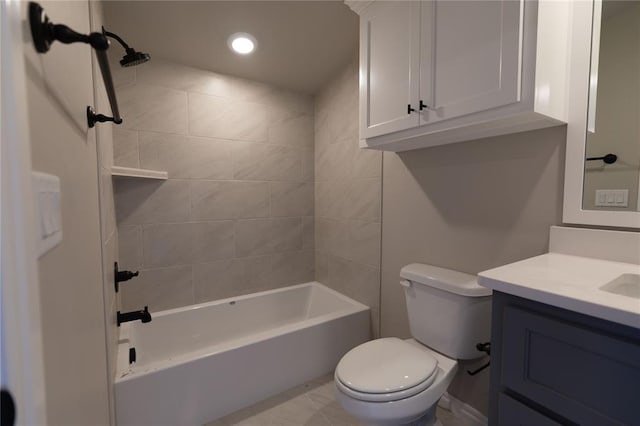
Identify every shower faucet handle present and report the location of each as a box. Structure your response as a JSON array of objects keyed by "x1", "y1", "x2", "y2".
[
  {"x1": 118, "y1": 269, "x2": 139, "y2": 281},
  {"x1": 114, "y1": 262, "x2": 139, "y2": 292}
]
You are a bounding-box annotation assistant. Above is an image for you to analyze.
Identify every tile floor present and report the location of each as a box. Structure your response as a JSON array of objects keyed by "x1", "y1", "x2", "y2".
[{"x1": 205, "y1": 374, "x2": 461, "y2": 426}]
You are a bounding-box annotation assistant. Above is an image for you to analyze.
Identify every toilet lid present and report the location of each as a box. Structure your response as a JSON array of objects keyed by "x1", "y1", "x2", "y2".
[{"x1": 335, "y1": 338, "x2": 438, "y2": 395}]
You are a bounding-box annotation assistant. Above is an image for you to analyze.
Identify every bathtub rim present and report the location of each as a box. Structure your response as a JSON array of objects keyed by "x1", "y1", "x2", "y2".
[
  {"x1": 148, "y1": 281, "x2": 367, "y2": 318},
  {"x1": 116, "y1": 281, "x2": 370, "y2": 382}
]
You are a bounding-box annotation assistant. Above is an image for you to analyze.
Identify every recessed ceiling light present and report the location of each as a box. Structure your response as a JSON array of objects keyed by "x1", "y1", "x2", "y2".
[{"x1": 228, "y1": 32, "x2": 257, "y2": 55}]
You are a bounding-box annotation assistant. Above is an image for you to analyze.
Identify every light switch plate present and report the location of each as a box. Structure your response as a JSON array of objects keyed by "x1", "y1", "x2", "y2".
[
  {"x1": 32, "y1": 171, "x2": 62, "y2": 257},
  {"x1": 595, "y1": 189, "x2": 629, "y2": 207}
]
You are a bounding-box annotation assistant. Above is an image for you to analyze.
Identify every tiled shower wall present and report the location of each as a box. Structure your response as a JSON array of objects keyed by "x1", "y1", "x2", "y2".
[
  {"x1": 113, "y1": 59, "x2": 315, "y2": 312},
  {"x1": 314, "y1": 57, "x2": 383, "y2": 336}
]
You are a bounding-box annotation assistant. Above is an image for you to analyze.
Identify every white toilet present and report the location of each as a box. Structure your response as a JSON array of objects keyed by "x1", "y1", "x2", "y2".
[{"x1": 334, "y1": 263, "x2": 492, "y2": 426}]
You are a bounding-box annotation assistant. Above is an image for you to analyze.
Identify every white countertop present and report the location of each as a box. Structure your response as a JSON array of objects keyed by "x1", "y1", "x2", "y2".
[{"x1": 478, "y1": 253, "x2": 640, "y2": 329}]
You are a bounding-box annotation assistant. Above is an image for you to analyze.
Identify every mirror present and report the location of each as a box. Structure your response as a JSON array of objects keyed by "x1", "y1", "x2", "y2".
[
  {"x1": 583, "y1": 0, "x2": 640, "y2": 212},
  {"x1": 563, "y1": 0, "x2": 639, "y2": 228}
]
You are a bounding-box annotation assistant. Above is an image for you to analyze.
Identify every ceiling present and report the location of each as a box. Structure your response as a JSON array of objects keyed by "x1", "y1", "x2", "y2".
[{"x1": 103, "y1": 1, "x2": 359, "y2": 95}]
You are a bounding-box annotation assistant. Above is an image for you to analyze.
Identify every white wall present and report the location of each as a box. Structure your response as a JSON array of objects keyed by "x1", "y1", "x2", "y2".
[
  {"x1": 381, "y1": 126, "x2": 567, "y2": 414},
  {"x1": 23, "y1": 1, "x2": 111, "y2": 424}
]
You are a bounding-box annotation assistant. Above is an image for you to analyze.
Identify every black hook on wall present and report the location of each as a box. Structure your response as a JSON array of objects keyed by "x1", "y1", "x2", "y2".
[
  {"x1": 586, "y1": 153, "x2": 618, "y2": 165},
  {"x1": 28, "y1": 2, "x2": 123, "y2": 128}
]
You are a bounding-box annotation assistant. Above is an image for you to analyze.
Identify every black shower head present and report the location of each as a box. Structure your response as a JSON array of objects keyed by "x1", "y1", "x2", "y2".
[
  {"x1": 120, "y1": 47, "x2": 151, "y2": 67},
  {"x1": 103, "y1": 28, "x2": 150, "y2": 68}
]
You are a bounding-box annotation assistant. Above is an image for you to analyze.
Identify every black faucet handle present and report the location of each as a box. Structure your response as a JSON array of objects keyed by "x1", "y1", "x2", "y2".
[
  {"x1": 117, "y1": 269, "x2": 139, "y2": 281},
  {"x1": 117, "y1": 306, "x2": 152, "y2": 326},
  {"x1": 114, "y1": 262, "x2": 140, "y2": 292},
  {"x1": 141, "y1": 306, "x2": 152, "y2": 323}
]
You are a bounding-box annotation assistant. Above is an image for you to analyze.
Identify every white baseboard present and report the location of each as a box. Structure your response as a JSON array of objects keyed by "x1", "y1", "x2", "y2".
[{"x1": 438, "y1": 393, "x2": 488, "y2": 426}]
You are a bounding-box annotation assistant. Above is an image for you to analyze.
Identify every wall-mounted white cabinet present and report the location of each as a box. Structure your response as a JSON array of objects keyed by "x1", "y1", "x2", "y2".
[
  {"x1": 348, "y1": 0, "x2": 572, "y2": 152},
  {"x1": 358, "y1": 1, "x2": 421, "y2": 138}
]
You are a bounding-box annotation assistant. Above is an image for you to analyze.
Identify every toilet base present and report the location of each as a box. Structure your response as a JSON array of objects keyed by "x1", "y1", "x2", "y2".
[
  {"x1": 361, "y1": 405, "x2": 439, "y2": 426},
  {"x1": 404, "y1": 405, "x2": 437, "y2": 426}
]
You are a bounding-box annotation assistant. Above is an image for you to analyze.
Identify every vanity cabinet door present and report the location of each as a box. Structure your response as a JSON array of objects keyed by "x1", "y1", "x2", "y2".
[
  {"x1": 420, "y1": 0, "x2": 522, "y2": 125},
  {"x1": 501, "y1": 306, "x2": 640, "y2": 426},
  {"x1": 497, "y1": 393, "x2": 561, "y2": 426},
  {"x1": 359, "y1": 1, "x2": 421, "y2": 139}
]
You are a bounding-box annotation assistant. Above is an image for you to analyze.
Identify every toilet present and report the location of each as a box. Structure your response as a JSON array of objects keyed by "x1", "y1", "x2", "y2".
[{"x1": 334, "y1": 263, "x2": 492, "y2": 426}]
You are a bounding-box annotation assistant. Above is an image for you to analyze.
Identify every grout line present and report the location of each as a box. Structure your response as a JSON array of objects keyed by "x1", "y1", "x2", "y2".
[
  {"x1": 268, "y1": 181, "x2": 273, "y2": 218},
  {"x1": 190, "y1": 264, "x2": 195, "y2": 305},
  {"x1": 134, "y1": 130, "x2": 141, "y2": 169},
  {"x1": 185, "y1": 91, "x2": 192, "y2": 137},
  {"x1": 232, "y1": 216, "x2": 238, "y2": 259},
  {"x1": 120, "y1": 216, "x2": 312, "y2": 227},
  {"x1": 123, "y1": 127, "x2": 313, "y2": 150},
  {"x1": 377, "y1": 152, "x2": 384, "y2": 338},
  {"x1": 137, "y1": 225, "x2": 145, "y2": 270}
]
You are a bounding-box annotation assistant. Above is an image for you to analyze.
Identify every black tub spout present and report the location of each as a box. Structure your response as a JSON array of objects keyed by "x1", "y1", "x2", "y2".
[{"x1": 117, "y1": 306, "x2": 152, "y2": 326}]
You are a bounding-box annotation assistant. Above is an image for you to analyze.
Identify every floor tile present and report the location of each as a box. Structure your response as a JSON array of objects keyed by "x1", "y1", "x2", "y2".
[{"x1": 205, "y1": 374, "x2": 461, "y2": 426}]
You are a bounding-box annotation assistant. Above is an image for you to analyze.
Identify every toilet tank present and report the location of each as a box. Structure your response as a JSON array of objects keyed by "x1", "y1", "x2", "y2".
[{"x1": 400, "y1": 264, "x2": 492, "y2": 360}]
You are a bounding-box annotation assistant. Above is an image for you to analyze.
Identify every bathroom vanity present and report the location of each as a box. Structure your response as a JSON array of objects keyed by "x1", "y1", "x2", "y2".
[
  {"x1": 484, "y1": 289, "x2": 640, "y2": 425},
  {"x1": 487, "y1": 291, "x2": 640, "y2": 425},
  {"x1": 479, "y1": 228, "x2": 640, "y2": 426},
  {"x1": 478, "y1": 0, "x2": 640, "y2": 422}
]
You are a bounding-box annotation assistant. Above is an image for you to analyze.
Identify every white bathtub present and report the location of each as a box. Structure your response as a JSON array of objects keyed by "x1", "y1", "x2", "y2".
[{"x1": 114, "y1": 282, "x2": 370, "y2": 426}]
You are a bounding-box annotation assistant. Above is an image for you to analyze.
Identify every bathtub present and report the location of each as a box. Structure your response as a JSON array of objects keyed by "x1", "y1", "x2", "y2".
[{"x1": 114, "y1": 282, "x2": 370, "y2": 426}]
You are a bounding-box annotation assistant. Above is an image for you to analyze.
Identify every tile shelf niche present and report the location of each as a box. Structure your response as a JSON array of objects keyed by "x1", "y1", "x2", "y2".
[{"x1": 111, "y1": 166, "x2": 168, "y2": 180}]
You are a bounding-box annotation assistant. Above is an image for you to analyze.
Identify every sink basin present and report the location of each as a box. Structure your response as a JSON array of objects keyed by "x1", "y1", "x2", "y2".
[{"x1": 600, "y1": 274, "x2": 640, "y2": 299}]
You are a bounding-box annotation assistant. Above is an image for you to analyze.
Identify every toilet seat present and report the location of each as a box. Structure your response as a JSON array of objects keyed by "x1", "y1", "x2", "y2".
[
  {"x1": 335, "y1": 338, "x2": 439, "y2": 402},
  {"x1": 335, "y1": 338, "x2": 460, "y2": 426}
]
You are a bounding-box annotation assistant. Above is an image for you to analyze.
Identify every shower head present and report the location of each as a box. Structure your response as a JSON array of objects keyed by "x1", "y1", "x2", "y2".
[
  {"x1": 120, "y1": 48, "x2": 151, "y2": 67},
  {"x1": 102, "y1": 27, "x2": 150, "y2": 68}
]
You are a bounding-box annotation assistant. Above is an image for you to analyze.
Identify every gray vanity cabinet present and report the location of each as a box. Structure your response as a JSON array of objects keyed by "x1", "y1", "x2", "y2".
[{"x1": 489, "y1": 292, "x2": 640, "y2": 425}]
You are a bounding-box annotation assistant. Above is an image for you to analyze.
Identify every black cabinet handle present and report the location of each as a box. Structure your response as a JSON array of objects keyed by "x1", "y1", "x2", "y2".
[
  {"x1": 407, "y1": 104, "x2": 416, "y2": 114},
  {"x1": 419, "y1": 100, "x2": 427, "y2": 111}
]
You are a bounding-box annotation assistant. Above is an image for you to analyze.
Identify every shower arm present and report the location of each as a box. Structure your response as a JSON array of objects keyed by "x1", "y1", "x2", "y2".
[
  {"x1": 28, "y1": 2, "x2": 123, "y2": 127},
  {"x1": 103, "y1": 29, "x2": 131, "y2": 51}
]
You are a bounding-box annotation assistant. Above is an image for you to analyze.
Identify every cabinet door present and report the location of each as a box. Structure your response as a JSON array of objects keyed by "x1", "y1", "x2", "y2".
[
  {"x1": 501, "y1": 306, "x2": 640, "y2": 425},
  {"x1": 498, "y1": 393, "x2": 562, "y2": 426},
  {"x1": 420, "y1": 0, "x2": 523, "y2": 124},
  {"x1": 360, "y1": 1, "x2": 421, "y2": 139}
]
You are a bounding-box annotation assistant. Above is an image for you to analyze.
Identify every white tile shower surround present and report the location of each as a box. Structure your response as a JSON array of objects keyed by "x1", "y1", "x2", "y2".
[
  {"x1": 112, "y1": 58, "x2": 318, "y2": 312},
  {"x1": 313, "y1": 56, "x2": 383, "y2": 336},
  {"x1": 112, "y1": 56, "x2": 383, "y2": 338},
  {"x1": 205, "y1": 375, "x2": 461, "y2": 426}
]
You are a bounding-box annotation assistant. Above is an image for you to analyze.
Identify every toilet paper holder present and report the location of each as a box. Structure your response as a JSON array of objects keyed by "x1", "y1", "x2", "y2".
[{"x1": 467, "y1": 342, "x2": 491, "y2": 376}]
